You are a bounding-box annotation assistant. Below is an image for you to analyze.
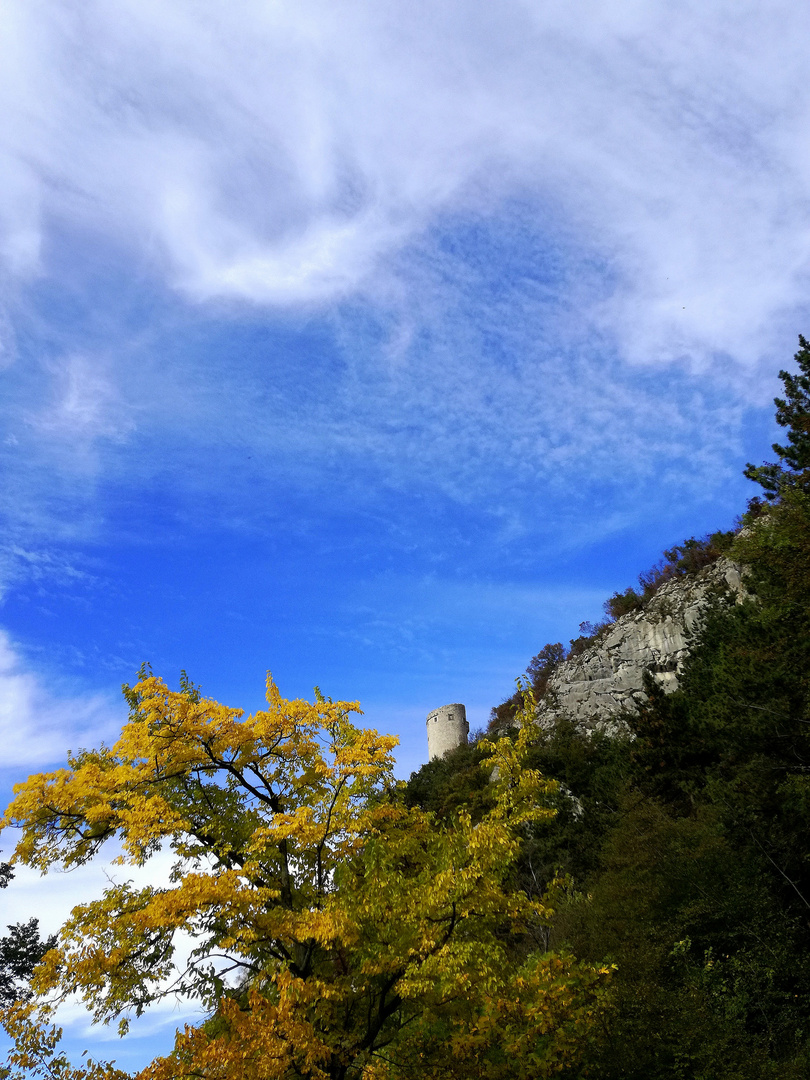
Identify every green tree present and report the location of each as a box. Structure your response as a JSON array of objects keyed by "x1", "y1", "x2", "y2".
[
  {"x1": 0, "y1": 857, "x2": 56, "y2": 1009},
  {"x1": 745, "y1": 334, "x2": 810, "y2": 498},
  {"x1": 564, "y1": 338, "x2": 810, "y2": 1077},
  {"x1": 0, "y1": 922, "x2": 58, "y2": 1009},
  {"x1": 437, "y1": 337, "x2": 810, "y2": 1079}
]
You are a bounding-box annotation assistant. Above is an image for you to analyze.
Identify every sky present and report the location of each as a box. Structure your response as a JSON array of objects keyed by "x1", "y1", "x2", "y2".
[{"x1": 1, "y1": 0, "x2": 810, "y2": 1069}]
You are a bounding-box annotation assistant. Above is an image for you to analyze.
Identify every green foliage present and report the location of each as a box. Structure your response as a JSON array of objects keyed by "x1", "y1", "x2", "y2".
[
  {"x1": 407, "y1": 718, "x2": 630, "y2": 900},
  {"x1": 571, "y1": 423, "x2": 810, "y2": 1073},
  {"x1": 515, "y1": 721, "x2": 630, "y2": 903},
  {"x1": 489, "y1": 644, "x2": 566, "y2": 733},
  {"x1": 555, "y1": 795, "x2": 810, "y2": 1079},
  {"x1": 416, "y1": 340, "x2": 810, "y2": 1078},
  {"x1": 0, "y1": 856, "x2": 56, "y2": 1009},
  {"x1": 560, "y1": 532, "x2": 810, "y2": 1077},
  {"x1": 558, "y1": 348, "x2": 810, "y2": 1077},
  {"x1": 404, "y1": 736, "x2": 497, "y2": 821},
  {"x1": 0, "y1": 922, "x2": 57, "y2": 1008},
  {"x1": 745, "y1": 334, "x2": 810, "y2": 498}
]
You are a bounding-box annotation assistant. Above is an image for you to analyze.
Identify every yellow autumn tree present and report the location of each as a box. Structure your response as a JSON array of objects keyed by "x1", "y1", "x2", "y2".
[{"x1": 1, "y1": 673, "x2": 611, "y2": 1080}]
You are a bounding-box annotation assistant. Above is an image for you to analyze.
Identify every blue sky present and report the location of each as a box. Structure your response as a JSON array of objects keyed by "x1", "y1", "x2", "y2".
[{"x1": 1, "y1": 0, "x2": 809, "y2": 1069}]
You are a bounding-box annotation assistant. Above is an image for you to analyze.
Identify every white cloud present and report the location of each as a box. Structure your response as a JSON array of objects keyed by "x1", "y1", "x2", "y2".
[
  {"x1": 0, "y1": 0, "x2": 809, "y2": 366},
  {"x1": 0, "y1": 629, "x2": 122, "y2": 767},
  {"x1": 0, "y1": 0, "x2": 799, "y2": 596},
  {"x1": 0, "y1": 847, "x2": 203, "y2": 1066}
]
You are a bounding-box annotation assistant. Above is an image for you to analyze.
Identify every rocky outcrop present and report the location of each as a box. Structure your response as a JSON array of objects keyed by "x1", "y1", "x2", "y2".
[{"x1": 541, "y1": 558, "x2": 746, "y2": 735}]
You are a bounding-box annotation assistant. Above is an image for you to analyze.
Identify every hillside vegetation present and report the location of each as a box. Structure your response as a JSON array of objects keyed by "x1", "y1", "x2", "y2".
[{"x1": 406, "y1": 337, "x2": 810, "y2": 1078}]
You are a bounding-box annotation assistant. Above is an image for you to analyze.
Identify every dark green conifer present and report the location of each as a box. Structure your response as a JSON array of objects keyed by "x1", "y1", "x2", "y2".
[{"x1": 745, "y1": 334, "x2": 810, "y2": 497}]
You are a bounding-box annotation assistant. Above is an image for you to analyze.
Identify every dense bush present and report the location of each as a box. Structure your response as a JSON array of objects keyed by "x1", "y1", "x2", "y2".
[
  {"x1": 489, "y1": 642, "x2": 566, "y2": 732},
  {"x1": 602, "y1": 586, "x2": 644, "y2": 620},
  {"x1": 603, "y1": 530, "x2": 735, "y2": 621}
]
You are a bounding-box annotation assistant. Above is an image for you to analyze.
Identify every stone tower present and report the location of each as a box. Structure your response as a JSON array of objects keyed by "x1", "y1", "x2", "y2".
[{"x1": 426, "y1": 703, "x2": 469, "y2": 761}]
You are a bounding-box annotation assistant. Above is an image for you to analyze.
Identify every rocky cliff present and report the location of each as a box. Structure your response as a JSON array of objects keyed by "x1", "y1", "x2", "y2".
[{"x1": 540, "y1": 557, "x2": 746, "y2": 735}]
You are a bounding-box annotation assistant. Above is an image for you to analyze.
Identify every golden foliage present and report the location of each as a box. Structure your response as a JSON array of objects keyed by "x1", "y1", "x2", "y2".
[{"x1": 1, "y1": 675, "x2": 611, "y2": 1079}]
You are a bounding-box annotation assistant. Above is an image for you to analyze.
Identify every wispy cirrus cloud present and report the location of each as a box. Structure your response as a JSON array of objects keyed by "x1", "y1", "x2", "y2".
[
  {"x1": 0, "y1": 0, "x2": 799, "y2": 599},
  {"x1": 1, "y1": 1, "x2": 809, "y2": 362}
]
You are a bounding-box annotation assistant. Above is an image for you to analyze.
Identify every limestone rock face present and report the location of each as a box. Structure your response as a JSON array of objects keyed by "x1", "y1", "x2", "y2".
[{"x1": 541, "y1": 558, "x2": 745, "y2": 735}]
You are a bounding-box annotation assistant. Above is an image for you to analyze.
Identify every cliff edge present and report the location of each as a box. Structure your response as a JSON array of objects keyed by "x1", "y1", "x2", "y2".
[{"x1": 540, "y1": 557, "x2": 746, "y2": 735}]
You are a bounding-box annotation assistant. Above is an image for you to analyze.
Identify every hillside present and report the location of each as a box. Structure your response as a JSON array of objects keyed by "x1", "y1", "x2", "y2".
[
  {"x1": 541, "y1": 555, "x2": 745, "y2": 733},
  {"x1": 405, "y1": 340, "x2": 810, "y2": 1080},
  {"x1": 486, "y1": 529, "x2": 740, "y2": 738}
]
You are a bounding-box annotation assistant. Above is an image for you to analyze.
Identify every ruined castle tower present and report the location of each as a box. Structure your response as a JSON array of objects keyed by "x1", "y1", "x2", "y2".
[{"x1": 426, "y1": 703, "x2": 469, "y2": 760}]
